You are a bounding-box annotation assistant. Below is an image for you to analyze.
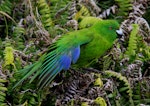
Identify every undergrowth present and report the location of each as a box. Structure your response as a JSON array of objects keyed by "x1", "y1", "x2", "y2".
[{"x1": 0, "y1": 0, "x2": 149, "y2": 106}]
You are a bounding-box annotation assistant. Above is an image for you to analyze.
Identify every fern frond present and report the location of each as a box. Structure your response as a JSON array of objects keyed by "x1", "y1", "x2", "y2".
[
  {"x1": 81, "y1": 102, "x2": 89, "y2": 106},
  {"x1": 66, "y1": 19, "x2": 78, "y2": 30},
  {"x1": 115, "y1": 0, "x2": 133, "y2": 17},
  {"x1": 105, "y1": 70, "x2": 134, "y2": 106},
  {"x1": 119, "y1": 1, "x2": 148, "y2": 35},
  {"x1": 67, "y1": 1, "x2": 77, "y2": 20},
  {"x1": 13, "y1": 19, "x2": 25, "y2": 37},
  {"x1": 135, "y1": 17, "x2": 150, "y2": 37},
  {"x1": 102, "y1": 55, "x2": 113, "y2": 71},
  {"x1": 79, "y1": 0, "x2": 101, "y2": 16},
  {"x1": 13, "y1": 26, "x2": 25, "y2": 37},
  {"x1": 94, "y1": 74, "x2": 103, "y2": 88},
  {"x1": 3, "y1": 46, "x2": 16, "y2": 70},
  {"x1": 94, "y1": 97, "x2": 107, "y2": 106},
  {"x1": 139, "y1": 41, "x2": 150, "y2": 61},
  {"x1": 50, "y1": 0, "x2": 71, "y2": 25},
  {"x1": 37, "y1": 0, "x2": 53, "y2": 31},
  {"x1": 0, "y1": 72, "x2": 7, "y2": 105},
  {"x1": 125, "y1": 24, "x2": 139, "y2": 61},
  {"x1": 27, "y1": 93, "x2": 39, "y2": 106},
  {"x1": 132, "y1": 78, "x2": 150, "y2": 105},
  {"x1": 74, "y1": 5, "x2": 90, "y2": 21},
  {"x1": 98, "y1": 5, "x2": 117, "y2": 19},
  {"x1": 0, "y1": 0, "x2": 12, "y2": 15}
]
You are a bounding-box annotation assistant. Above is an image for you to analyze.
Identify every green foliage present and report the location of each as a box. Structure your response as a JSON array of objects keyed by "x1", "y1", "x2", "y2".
[
  {"x1": 74, "y1": 5, "x2": 91, "y2": 21},
  {"x1": 81, "y1": 102, "x2": 89, "y2": 106},
  {"x1": 139, "y1": 41, "x2": 150, "y2": 61},
  {"x1": 115, "y1": 0, "x2": 133, "y2": 17},
  {"x1": 48, "y1": 0, "x2": 71, "y2": 25},
  {"x1": 102, "y1": 54, "x2": 113, "y2": 70},
  {"x1": 9, "y1": 86, "x2": 40, "y2": 105},
  {"x1": 125, "y1": 24, "x2": 139, "y2": 61},
  {"x1": 143, "y1": 8, "x2": 150, "y2": 24},
  {"x1": 0, "y1": 77, "x2": 7, "y2": 106},
  {"x1": 13, "y1": 54, "x2": 46, "y2": 89},
  {"x1": 132, "y1": 80, "x2": 150, "y2": 105},
  {"x1": 13, "y1": 25, "x2": 25, "y2": 37},
  {"x1": 94, "y1": 74, "x2": 103, "y2": 87},
  {"x1": 0, "y1": 0, "x2": 149, "y2": 106},
  {"x1": 0, "y1": 0, "x2": 12, "y2": 15},
  {"x1": 94, "y1": 97, "x2": 107, "y2": 106},
  {"x1": 124, "y1": 24, "x2": 150, "y2": 62},
  {"x1": 105, "y1": 70, "x2": 134, "y2": 106},
  {"x1": 3, "y1": 46, "x2": 16, "y2": 69},
  {"x1": 37, "y1": 0, "x2": 53, "y2": 31},
  {"x1": 98, "y1": 0, "x2": 115, "y2": 10}
]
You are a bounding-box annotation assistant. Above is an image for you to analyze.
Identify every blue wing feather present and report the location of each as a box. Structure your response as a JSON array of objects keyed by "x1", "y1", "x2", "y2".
[
  {"x1": 38, "y1": 50, "x2": 72, "y2": 87},
  {"x1": 40, "y1": 54, "x2": 72, "y2": 87},
  {"x1": 60, "y1": 54, "x2": 71, "y2": 70},
  {"x1": 39, "y1": 58, "x2": 58, "y2": 78},
  {"x1": 71, "y1": 46, "x2": 80, "y2": 64}
]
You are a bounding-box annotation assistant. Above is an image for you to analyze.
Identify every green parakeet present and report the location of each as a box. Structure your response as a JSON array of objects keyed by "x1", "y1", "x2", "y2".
[{"x1": 13, "y1": 19, "x2": 123, "y2": 89}]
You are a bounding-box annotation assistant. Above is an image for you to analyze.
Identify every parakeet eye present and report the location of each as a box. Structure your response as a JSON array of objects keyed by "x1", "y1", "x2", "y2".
[{"x1": 109, "y1": 26, "x2": 113, "y2": 30}]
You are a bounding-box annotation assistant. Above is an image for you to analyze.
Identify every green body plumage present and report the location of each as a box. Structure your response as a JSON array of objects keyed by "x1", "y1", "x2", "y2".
[
  {"x1": 76, "y1": 20, "x2": 119, "y2": 66},
  {"x1": 13, "y1": 19, "x2": 120, "y2": 89}
]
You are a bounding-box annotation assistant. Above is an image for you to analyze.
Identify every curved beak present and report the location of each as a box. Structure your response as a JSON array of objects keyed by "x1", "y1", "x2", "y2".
[{"x1": 116, "y1": 29, "x2": 123, "y2": 38}]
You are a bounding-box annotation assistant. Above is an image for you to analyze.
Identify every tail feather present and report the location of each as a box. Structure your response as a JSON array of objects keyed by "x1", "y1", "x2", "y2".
[
  {"x1": 38, "y1": 54, "x2": 72, "y2": 88},
  {"x1": 39, "y1": 65, "x2": 63, "y2": 88},
  {"x1": 13, "y1": 54, "x2": 46, "y2": 89},
  {"x1": 12, "y1": 64, "x2": 35, "y2": 89},
  {"x1": 39, "y1": 60, "x2": 59, "y2": 81},
  {"x1": 13, "y1": 45, "x2": 82, "y2": 89},
  {"x1": 13, "y1": 62, "x2": 41, "y2": 89},
  {"x1": 41, "y1": 53, "x2": 56, "y2": 66},
  {"x1": 40, "y1": 58, "x2": 58, "y2": 77},
  {"x1": 60, "y1": 54, "x2": 71, "y2": 70}
]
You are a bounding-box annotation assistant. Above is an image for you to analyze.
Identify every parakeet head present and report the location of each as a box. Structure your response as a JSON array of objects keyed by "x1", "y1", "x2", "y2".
[{"x1": 93, "y1": 20, "x2": 123, "y2": 42}]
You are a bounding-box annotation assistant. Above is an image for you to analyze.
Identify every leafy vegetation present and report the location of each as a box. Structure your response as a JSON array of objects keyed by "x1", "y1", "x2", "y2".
[{"x1": 0, "y1": 0, "x2": 149, "y2": 106}]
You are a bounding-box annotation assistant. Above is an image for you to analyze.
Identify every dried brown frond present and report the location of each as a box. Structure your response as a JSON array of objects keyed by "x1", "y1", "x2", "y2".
[
  {"x1": 79, "y1": 0, "x2": 101, "y2": 16},
  {"x1": 98, "y1": 5, "x2": 117, "y2": 19},
  {"x1": 120, "y1": 0, "x2": 148, "y2": 37},
  {"x1": 66, "y1": 19, "x2": 78, "y2": 30}
]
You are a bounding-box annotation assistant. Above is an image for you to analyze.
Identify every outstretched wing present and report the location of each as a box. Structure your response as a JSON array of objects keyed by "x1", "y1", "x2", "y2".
[
  {"x1": 13, "y1": 29, "x2": 93, "y2": 89},
  {"x1": 38, "y1": 30, "x2": 93, "y2": 88}
]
